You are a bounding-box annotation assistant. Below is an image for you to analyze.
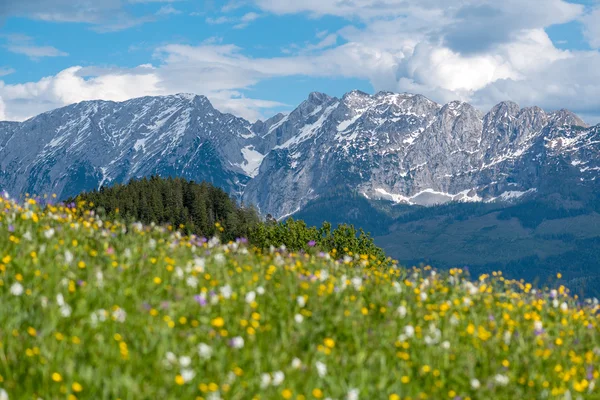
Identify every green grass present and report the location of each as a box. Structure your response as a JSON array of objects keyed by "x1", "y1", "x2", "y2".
[{"x1": 1, "y1": 197, "x2": 599, "y2": 399}]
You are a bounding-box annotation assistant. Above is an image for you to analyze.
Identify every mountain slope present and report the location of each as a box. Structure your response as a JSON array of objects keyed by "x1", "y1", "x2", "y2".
[{"x1": 0, "y1": 91, "x2": 598, "y2": 219}]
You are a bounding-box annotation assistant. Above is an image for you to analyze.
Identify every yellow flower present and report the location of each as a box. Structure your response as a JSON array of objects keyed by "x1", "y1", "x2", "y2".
[
  {"x1": 401, "y1": 376, "x2": 410, "y2": 384},
  {"x1": 72, "y1": 382, "x2": 83, "y2": 392},
  {"x1": 282, "y1": 389, "x2": 293, "y2": 399},
  {"x1": 153, "y1": 277, "x2": 162, "y2": 284},
  {"x1": 502, "y1": 359, "x2": 510, "y2": 368},
  {"x1": 175, "y1": 375, "x2": 185, "y2": 385},
  {"x1": 27, "y1": 326, "x2": 37, "y2": 337},
  {"x1": 324, "y1": 338, "x2": 335, "y2": 349},
  {"x1": 312, "y1": 388, "x2": 323, "y2": 398},
  {"x1": 51, "y1": 372, "x2": 62, "y2": 382},
  {"x1": 211, "y1": 317, "x2": 225, "y2": 328},
  {"x1": 389, "y1": 395, "x2": 400, "y2": 400}
]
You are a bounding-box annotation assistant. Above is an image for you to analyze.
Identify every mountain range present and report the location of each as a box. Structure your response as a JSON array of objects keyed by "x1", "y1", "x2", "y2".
[{"x1": 1, "y1": 90, "x2": 598, "y2": 220}]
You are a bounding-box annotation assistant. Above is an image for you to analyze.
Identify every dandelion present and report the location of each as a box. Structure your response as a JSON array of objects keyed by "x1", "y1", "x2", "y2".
[{"x1": 10, "y1": 282, "x2": 23, "y2": 296}]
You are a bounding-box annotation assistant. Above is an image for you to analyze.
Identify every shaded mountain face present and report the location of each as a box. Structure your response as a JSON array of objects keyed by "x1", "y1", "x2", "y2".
[{"x1": 0, "y1": 91, "x2": 597, "y2": 217}]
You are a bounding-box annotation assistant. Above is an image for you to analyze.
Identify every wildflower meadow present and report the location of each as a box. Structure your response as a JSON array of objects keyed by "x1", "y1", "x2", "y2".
[{"x1": 1, "y1": 194, "x2": 599, "y2": 400}]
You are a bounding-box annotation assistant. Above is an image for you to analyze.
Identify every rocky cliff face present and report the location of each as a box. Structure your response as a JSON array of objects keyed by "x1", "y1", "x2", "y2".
[{"x1": 0, "y1": 91, "x2": 596, "y2": 218}]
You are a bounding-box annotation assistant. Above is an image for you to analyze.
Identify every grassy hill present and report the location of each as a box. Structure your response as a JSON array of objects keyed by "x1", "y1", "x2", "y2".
[{"x1": 1, "y1": 195, "x2": 599, "y2": 399}]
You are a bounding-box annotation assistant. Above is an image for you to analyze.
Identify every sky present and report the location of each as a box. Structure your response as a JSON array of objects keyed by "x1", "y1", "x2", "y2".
[{"x1": 0, "y1": 0, "x2": 599, "y2": 124}]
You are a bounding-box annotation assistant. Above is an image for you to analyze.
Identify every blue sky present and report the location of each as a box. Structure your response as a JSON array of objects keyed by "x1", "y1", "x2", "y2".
[{"x1": 0, "y1": 0, "x2": 599, "y2": 123}]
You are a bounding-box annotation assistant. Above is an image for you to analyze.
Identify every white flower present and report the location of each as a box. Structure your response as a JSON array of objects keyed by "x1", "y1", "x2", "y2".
[
  {"x1": 450, "y1": 315, "x2": 459, "y2": 326},
  {"x1": 392, "y1": 281, "x2": 403, "y2": 293},
  {"x1": 198, "y1": 343, "x2": 212, "y2": 359},
  {"x1": 503, "y1": 331, "x2": 512, "y2": 345},
  {"x1": 165, "y1": 352, "x2": 177, "y2": 364},
  {"x1": 64, "y1": 250, "x2": 74, "y2": 264},
  {"x1": 10, "y1": 282, "x2": 23, "y2": 296},
  {"x1": 441, "y1": 340, "x2": 451, "y2": 350},
  {"x1": 95, "y1": 271, "x2": 104, "y2": 288},
  {"x1": 220, "y1": 285, "x2": 232, "y2": 299},
  {"x1": 471, "y1": 378, "x2": 481, "y2": 389},
  {"x1": 40, "y1": 296, "x2": 48, "y2": 308},
  {"x1": 347, "y1": 388, "x2": 359, "y2": 400},
  {"x1": 404, "y1": 325, "x2": 415, "y2": 338},
  {"x1": 494, "y1": 374, "x2": 509, "y2": 386},
  {"x1": 272, "y1": 371, "x2": 285, "y2": 386},
  {"x1": 179, "y1": 356, "x2": 192, "y2": 367},
  {"x1": 231, "y1": 336, "x2": 244, "y2": 349},
  {"x1": 213, "y1": 253, "x2": 225, "y2": 265},
  {"x1": 534, "y1": 320, "x2": 543, "y2": 332},
  {"x1": 256, "y1": 286, "x2": 265, "y2": 295},
  {"x1": 193, "y1": 257, "x2": 206, "y2": 272},
  {"x1": 148, "y1": 239, "x2": 157, "y2": 249},
  {"x1": 181, "y1": 368, "x2": 195, "y2": 382},
  {"x1": 343, "y1": 255, "x2": 353, "y2": 264},
  {"x1": 291, "y1": 358, "x2": 302, "y2": 369},
  {"x1": 245, "y1": 291, "x2": 256, "y2": 304},
  {"x1": 463, "y1": 297, "x2": 472, "y2": 307},
  {"x1": 44, "y1": 228, "x2": 55, "y2": 239},
  {"x1": 560, "y1": 302, "x2": 568, "y2": 312},
  {"x1": 396, "y1": 305, "x2": 407, "y2": 318},
  {"x1": 206, "y1": 391, "x2": 222, "y2": 400},
  {"x1": 316, "y1": 361, "x2": 327, "y2": 377},
  {"x1": 260, "y1": 373, "x2": 271, "y2": 388},
  {"x1": 294, "y1": 314, "x2": 304, "y2": 324},
  {"x1": 97, "y1": 309, "x2": 107, "y2": 322},
  {"x1": 420, "y1": 292, "x2": 428, "y2": 301},
  {"x1": 0, "y1": 388, "x2": 8, "y2": 400},
  {"x1": 186, "y1": 276, "x2": 199, "y2": 288},
  {"x1": 23, "y1": 231, "x2": 32, "y2": 241},
  {"x1": 112, "y1": 308, "x2": 127, "y2": 323},
  {"x1": 175, "y1": 267, "x2": 184, "y2": 279},
  {"x1": 319, "y1": 269, "x2": 329, "y2": 282},
  {"x1": 351, "y1": 277, "x2": 362, "y2": 290},
  {"x1": 56, "y1": 293, "x2": 65, "y2": 306},
  {"x1": 297, "y1": 296, "x2": 306, "y2": 308},
  {"x1": 553, "y1": 299, "x2": 560, "y2": 308},
  {"x1": 60, "y1": 305, "x2": 72, "y2": 318}
]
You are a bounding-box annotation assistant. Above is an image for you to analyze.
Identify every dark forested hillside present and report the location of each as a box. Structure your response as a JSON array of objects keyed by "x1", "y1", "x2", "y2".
[
  {"x1": 71, "y1": 176, "x2": 261, "y2": 242},
  {"x1": 71, "y1": 177, "x2": 390, "y2": 264}
]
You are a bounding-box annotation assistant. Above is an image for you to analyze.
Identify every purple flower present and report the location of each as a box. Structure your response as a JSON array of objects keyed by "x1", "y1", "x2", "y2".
[
  {"x1": 237, "y1": 237, "x2": 248, "y2": 244},
  {"x1": 160, "y1": 301, "x2": 170, "y2": 309},
  {"x1": 142, "y1": 302, "x2": 152, "y2": 311},
  {"x1": 194, "y1": 295, "x2": 207, "y2": 306},
  {"x1": 308, "y1": 240, "x2": 316, "y2": 247},
  {"x1": 77, "y1": 280, "x2": 84, "y2": 286},
  {"x1": 8, "y1": 225, "x2": 14, "y2": 232}
]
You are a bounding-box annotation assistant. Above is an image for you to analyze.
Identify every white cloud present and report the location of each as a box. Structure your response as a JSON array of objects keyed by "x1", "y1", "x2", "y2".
[
  {"x1": 0, "y1": 95, "x2": 6, "y2": 120},
  {"x1": 2, "y1": 34, "x2": 69, "y2": 59},
  {"x1": 582, "y1": 7, "x2": 600, "y2": 49},
  {"x1": 156, "y1": 5, "x2": 181, "y2": 15},
  {"x1": 0, "y1": 67, "x2": 15, "y2": 77}
]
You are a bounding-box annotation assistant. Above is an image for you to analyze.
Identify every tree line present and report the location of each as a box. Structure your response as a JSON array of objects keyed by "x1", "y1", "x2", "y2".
[{"x1": 70, "y1": 176, "x2": 391, "y2": 265}]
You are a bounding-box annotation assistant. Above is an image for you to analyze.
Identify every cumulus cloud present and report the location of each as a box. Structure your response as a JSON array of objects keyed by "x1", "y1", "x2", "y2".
[
  {"x1": 582, "y1": 7, "x2": 600, "y2": 49},
  {"x1": 1, "y1": 0, "x2": 600, "y2": 124}
]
